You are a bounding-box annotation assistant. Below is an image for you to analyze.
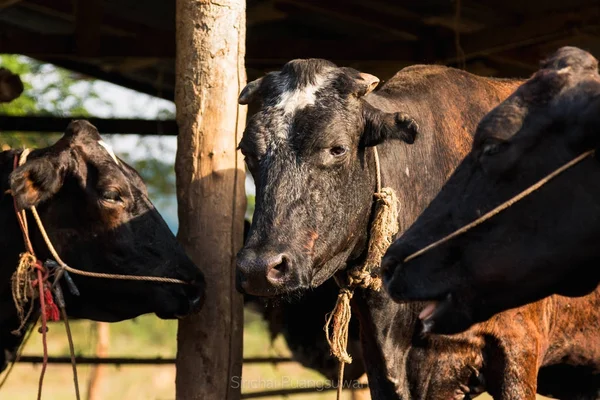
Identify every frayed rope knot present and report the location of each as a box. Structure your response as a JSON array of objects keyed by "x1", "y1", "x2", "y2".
[
  {"x1": 11, "y1": 254, "x2": 60, "y2": 335},
  {"x1": 11, "y1": 252, "x2": 37, "y2": 335},
  {"x1": 325, "y1": 288, "x2": 354, "y2": 364}
]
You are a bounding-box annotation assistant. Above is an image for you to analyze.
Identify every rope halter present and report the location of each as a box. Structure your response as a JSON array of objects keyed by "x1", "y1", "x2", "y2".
[
  {"x1": 325, "y1": 146, "x2": 400, "y2": 399},
  {"x1": 403, "y1": 149, "x2": 595, "y2": 263},
  {"x1": 6, "y1": 147, "x2": 195, "y2": 400}
]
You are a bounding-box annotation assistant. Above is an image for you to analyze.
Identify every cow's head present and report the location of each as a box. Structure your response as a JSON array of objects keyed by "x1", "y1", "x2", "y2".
[
  {"x1": 9, "y1": 120, "x2": 204, "y2": 321},
  {"x1": 236, "y1": 59, "x2": 417, "y2": 296},
  {"x1": 381, "y1": 46, "x2": 600, "y2": 334}
]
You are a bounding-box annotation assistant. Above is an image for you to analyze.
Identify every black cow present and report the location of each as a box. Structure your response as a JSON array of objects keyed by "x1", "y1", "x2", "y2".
[
  {"x1": 235, "y1": 59, "x2": 600, "y2": 399},
  {"x1": 0, "y1": 68, "x2": 23, "y2": 103},
  {"x1": 245, "y1": 279, "x2": 365, "y2": 382},
  {"x1": 382, "y1": 46, "x2": 600, "y2": 333},
  {"x1": 242, "y1": 219, "x2": 365, "y2": 382},
  {"x1": 0, "y1": 120, "x2": 204, "y2": 370}
]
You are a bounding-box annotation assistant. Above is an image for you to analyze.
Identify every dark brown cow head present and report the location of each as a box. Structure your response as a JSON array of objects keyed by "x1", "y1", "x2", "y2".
[
  {"x1": 381, "y1": 46, "x2": 600, "y2": 334},
  {"x1": 235, "y1": 59, "x2": 417, "y2": 296},
  {"x1": 5, "y1": 120, "x2": 204, "y2": 322}
]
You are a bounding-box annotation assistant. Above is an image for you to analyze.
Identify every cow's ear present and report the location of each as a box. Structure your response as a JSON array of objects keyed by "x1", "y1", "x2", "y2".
[
  {"x1": 355, "y1": 73, "x2": 380, "y2": 97},
  {"x1": 361, "y1": 104, "x2": 419, "y2": 147},
  {"x1": 239, "y1": 77, "x2": 263, "y2": 105},
  {"x1": 10, "y1": 155, "x2": 67, "y2": 210}
]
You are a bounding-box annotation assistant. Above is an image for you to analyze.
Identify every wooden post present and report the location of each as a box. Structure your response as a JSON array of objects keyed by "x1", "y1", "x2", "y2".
[
  {"x1": 86, "y1": 322, "x2": 110, "y2": 400},
  {"x1": 174, "y1": 0, "x2": 247, "y2": 399}
]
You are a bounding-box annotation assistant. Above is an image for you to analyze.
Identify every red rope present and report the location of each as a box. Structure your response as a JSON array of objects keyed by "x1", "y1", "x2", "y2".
[
  {"x1": 12, "y1": 153, "x2": 59, "y2": 400},
  {"x1": 35, "y1": 266, "x2": 49, "y2": 400}
]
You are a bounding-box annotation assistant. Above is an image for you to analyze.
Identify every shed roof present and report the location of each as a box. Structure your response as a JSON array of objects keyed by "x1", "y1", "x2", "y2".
[{"x1": 1, "y1": 0, "x2": 599, "y2": 100}]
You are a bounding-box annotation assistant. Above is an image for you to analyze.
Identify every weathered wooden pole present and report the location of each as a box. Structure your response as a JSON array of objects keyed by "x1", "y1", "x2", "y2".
[{"x1": 174, "y1": 0, "x2": 247, "y2": 399}]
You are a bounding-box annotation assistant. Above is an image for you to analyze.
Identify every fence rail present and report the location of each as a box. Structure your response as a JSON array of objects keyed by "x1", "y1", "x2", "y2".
[
  {"x1": 13, "y1": 356, "x2": 294, "y2": 365},
  {"x1": 9, "y1": 356, "x2": 370, "y2": 398},
  {"x1": 0, "y1": 115, "x2": 177, "y2": 135}
]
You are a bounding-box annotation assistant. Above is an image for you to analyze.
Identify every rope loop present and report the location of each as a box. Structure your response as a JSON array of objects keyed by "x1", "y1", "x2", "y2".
[{"x1": 325, "y1": 146, "x2": 400, "y2": 400}]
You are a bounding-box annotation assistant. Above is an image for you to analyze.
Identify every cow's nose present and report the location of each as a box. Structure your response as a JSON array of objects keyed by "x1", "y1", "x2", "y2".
[
  {"x1": 265, "y1": 253, "x2": 291, "y2": 284},
  {"x1": 236, "y1": 249, "x2": 293, "y2": 296}
]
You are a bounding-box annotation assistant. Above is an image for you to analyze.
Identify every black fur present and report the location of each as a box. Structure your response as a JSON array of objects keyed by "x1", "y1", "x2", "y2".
[
  {"x1": 383, "y1": 46, "x2": 600, "y2": 332},
  {"x1": 0, "y1": 120, "x2": 204, "y2": 371}
]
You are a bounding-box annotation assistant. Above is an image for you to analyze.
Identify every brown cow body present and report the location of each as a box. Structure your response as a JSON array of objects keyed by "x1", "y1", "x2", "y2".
[
  {"x1": 235, "y1": 60, "x2": 600, "y2": 399},
  {"x1": 371, "y1": 291, "x2": 600, "y2": 399}
]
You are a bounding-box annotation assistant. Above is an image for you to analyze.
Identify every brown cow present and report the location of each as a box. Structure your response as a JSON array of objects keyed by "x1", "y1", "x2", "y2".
[{"x1": 235, "y1": 59, "x2": 600, "y2": 399}]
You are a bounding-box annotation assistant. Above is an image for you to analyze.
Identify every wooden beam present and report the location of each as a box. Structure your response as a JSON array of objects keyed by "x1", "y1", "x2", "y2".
[
  {"x1": 36, "y1": 58, "x2": 174, "y2": 100},
  {"x1": 174, "y1": 0, "x2": 246, "y2": 400},
  {"x1": 1, "y1": 29, "x2": 423, "y2": 63},
  {"x1": 0, "y1": 0, "x2": 22, "y2": 9},
  {"x1": 0, "y1": 31, "x2": 173, "y2": 58},
  {"x1": 75, "y1": 0, "x2": 103, "y2": 56},
  {"x1": 0, "y1": 116, "x2": 178, "y2": 135},
  {"x1": 275, "y1": 0, "x2": 421, "y2": 40},
  {"x1": 22, "y1": 0, "x2": 145, "y2": 36},
  {"x1": 439, "y1": 4, "x2": 600, "y2": 65}
]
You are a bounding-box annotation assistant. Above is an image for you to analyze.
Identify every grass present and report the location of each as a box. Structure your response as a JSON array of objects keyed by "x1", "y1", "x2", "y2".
[
  {"x1": 0, "y1": 308, "x2": 550, "y2": 400},
  {"x1": 0, "y1": 308, "x2": 364, "y2": 399}
]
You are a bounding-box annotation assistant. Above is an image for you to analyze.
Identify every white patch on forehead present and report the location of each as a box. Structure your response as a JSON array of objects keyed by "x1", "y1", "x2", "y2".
[
  {"x1": 275, "y1": 73, "x2": 331, "y2": 117},
  {"x1": 98, "y1": 140, "x2": 119, "y2": 164}
]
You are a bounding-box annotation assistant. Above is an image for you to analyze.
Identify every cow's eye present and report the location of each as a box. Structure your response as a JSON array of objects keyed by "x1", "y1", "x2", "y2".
[
  {"x1": 102, "y1": 190, "x2": 122, "y2": 202},
  {"x1": 482, "y1": 143, "x2": 501, "y2": 156},
  {"x1": 330, "y1": 146, "x2": 348, "y2": 157},
  {"x1": 480, "y1": 138, "x2": 507, "y2": 158}
]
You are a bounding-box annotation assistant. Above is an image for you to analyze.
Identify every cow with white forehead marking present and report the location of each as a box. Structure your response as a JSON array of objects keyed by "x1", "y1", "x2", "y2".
[
  {"x1": 237, "y1": 59, "x2": 418, "y2": 295},
  {"x1": 236, "y1": 59, "x2": 600, "y2": 399}
]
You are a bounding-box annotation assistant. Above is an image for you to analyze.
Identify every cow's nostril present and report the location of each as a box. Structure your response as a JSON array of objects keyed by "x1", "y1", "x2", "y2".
[
  {"x1": 266, "y1": 254, "x2": 291, "y2": 283},
  {"x1": 381, "y1": 255, "x2": 399, "y2": 282}
]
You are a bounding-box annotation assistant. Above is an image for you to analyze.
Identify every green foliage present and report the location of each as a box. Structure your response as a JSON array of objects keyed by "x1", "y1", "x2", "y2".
[{"x1": 0, "y1": 55, "x2": 178, "y2": 203}]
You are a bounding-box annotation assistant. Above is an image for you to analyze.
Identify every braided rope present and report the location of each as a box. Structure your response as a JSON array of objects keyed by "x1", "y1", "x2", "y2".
[
  {"x1": 326, "y1": 146, "x2": 400, "y2": 400},
  {"x1": 7, "y1": 148, "x2": 192, "y2": 400},
  {"x1": 16, "y1": 148, "x2": 188, "y2": 285}
]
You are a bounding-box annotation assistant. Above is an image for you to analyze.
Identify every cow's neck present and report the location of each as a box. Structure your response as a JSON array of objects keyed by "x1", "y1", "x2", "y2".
[
  {"x1": 344, "y1": 136, "x2": 426, "y2": 399},
  {"x1": 353, "y1": 287, "x2": 418, "y2": 399},
  {"x1": 346, "y1": 90, "x2": 473, "y2": 398}
]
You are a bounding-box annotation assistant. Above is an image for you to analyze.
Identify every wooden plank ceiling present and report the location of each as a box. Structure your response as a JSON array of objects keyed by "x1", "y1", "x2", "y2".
[{"x1": 0, "y1": 0, "x2": 599, "y2": 100}]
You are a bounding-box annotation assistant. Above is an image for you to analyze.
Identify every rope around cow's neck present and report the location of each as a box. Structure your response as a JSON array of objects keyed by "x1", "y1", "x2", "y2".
[
  {"x1": 402, "y1": 149, "x2": 596, "y2": 264},
  {"x1": 10, "y1": 149, "x2": 81, "y2": 400},
  {"x1": 17, "y1": 148, "x2": 189, "y2": 285},
  {"x1": 7, "y1": 148, "x2": 193, "y2": 399},
  {"x1": 325, "y1": 146, "x2": 400, "y2": 400}
]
